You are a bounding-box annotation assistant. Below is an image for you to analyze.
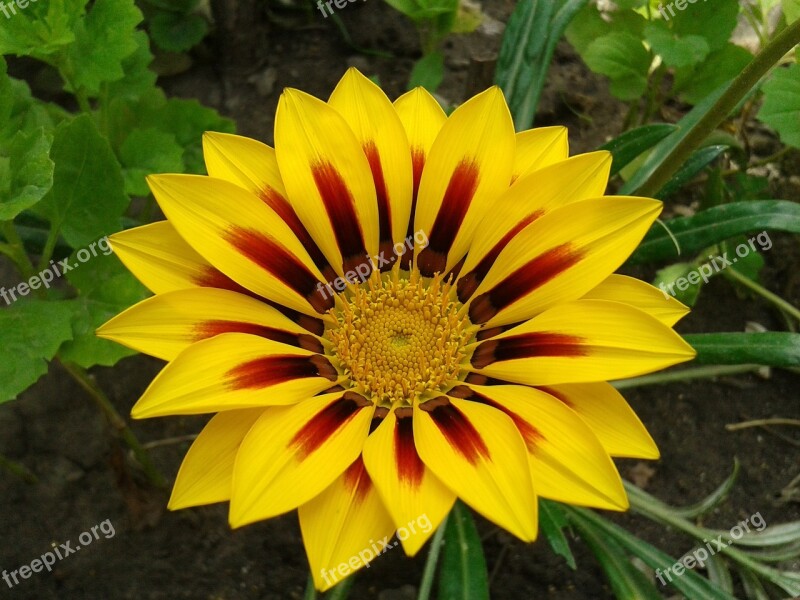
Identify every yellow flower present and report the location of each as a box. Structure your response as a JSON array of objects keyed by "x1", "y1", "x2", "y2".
[{"x1": 98, "y1": 68, "x2": 695, "y2": 591}]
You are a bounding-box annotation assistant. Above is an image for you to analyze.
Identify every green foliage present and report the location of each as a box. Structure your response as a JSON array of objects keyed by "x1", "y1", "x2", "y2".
[
  {"x1": 437, "y1": 501, "x2": 489, "y2": 599},
  {"x1": 758, "y1": 64, "x2": 800, "y2": 148},
  {"x1": 407, "y1": 50, "x2": 444, "y2": 92},
  {"x1": 139, "y1": 0, "x2": 209, "y2": 54}
]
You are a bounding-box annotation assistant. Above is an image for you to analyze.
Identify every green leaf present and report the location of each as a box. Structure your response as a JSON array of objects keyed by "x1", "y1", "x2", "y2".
[
  {"x1": 643, "y1": 21, "x2": 709, "y2": 68},
  {"x1": 35, "y1": 114, "x2": 129, "y2": 248},
  {"x1": 0, "y1": 128, "x2": 54, "y2": 220},
  {"x1": 684, "y1": 332, "x2": 800, "y2": 367},
  {"x1": 599, "y1": 123, "x2": 677, "y2": 177},
  {"x1": 653, "y1": 262, "x2": 702, "y2": 306},
  {"x1": 784, "y1": 0, "x2": 800, "y2": 22},
  {"x1": 65, "y1": 0, "x2": 144, "y2": 95},
  {"x1": 0, "y1": 300, "x2": 74, "y2": 404},
  {"x1": 758, "y1": 64, "x2": 800, "y2": 149},
  {"x1": 496, "y1": 0, "x2": 590, "y2": 130},
  {"x1": 539, "y1": 499, "x2": 577, "y2": 569},
  {"x1": 103, "y1": 30, "x2": 157, "y2": 100},
  {"x1": 670, "y1": 0, "x2": 740, "y2": 52},
  {"x1": 437, "y1": 501, "x2": 489, "y2": 600},
  {"x1": 658, "y1": 144, "x2": 728, "y2": 198},
  {"x1": 408, "y1": 51, "x2": 444, "y2": 92},
  {"x1": 149, "y1": 10, "x2": 208, "y2": 52},
  {"x1": 673, "y1": 43, "x2": 753, "y2": 105},
  {"x1": 565, "y1": 2, "x2": 606, "y2": 55},
  {"x1": 120, "y1": 127, "x2": 184, "y2": 196},
  {"x1": 0, "y1": 0, "x2": 85, "y2": 58},
  {"x1": 59, "y1": 250, "x2": 149, "y2": 368},
  {"x1": 627, "y1": 200, "x2": 792, "y2": 264},
  {"x1": 583, "y1": 32, "x2": 651, "y2": 101}
]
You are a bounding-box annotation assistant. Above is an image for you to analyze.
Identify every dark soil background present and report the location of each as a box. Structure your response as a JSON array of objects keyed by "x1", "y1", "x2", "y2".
[{"x1": 1, "y1": 1, "x2": 799, "y2": 599}]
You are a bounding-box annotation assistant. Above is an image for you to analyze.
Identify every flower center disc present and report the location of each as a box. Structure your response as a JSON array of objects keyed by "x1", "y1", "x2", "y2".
[{"x1": 326, "y1": 269, "x2": 474, "y2": 408}]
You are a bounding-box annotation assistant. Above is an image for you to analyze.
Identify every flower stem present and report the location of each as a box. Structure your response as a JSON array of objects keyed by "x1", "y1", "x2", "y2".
[
  {"x1": 723, "y1": 267, "x2": 800, "y2": 322},
  {"x1": 59, "y1": 360, "x2": 167, "y2": 488},
  {"x1": 417, "y1": 512, "x2": 449, "y2": 600},
  {"x1": 636, "y1": 18, "x2": 800, "y2": 198},
  {"x1": 0, "y1": 453, "x2": 38, "y2": 484},
  {"x1": 612, "y1": 364, "x2": 762, "y2": 389}
]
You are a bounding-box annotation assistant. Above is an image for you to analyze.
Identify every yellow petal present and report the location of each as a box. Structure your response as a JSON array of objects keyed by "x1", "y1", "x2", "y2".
[
  {"x1": 414, "y1": 87, "x2": 515, "y2": 276},
  {"x1": 148, "y1": 174, "x2": 330, "y2": 316},
  {"x1": 299, "y1": 457, "x2": 396, "y2": 592},
  {"x1": 131, "y1": 333, "x2": 339, "y2": 418},
  {"x1": 458, "y1": 152, "x2": 612, "y2": 301},
  {"x1": 203, "y1": 132, "x2": 331, "y2": 278},
  {"x1": 471, "y1": 299, "x2": 696, "y2": 385},
  {"x1": 329, "y1": 68, "x2": 413, "y2": 253},
  {"x1": 362, "y1": 410, "x2": 455, "y2": 555},
  {"x1": 275, "y1": 88, "x2": 379, "y2": 276},
  {"x1": 512, "y1": 126, "x2": 569, "y2": 182},
  {"x1": 581, "y1": 274, "x2": 689, "y2": 326},
  {"x1": 413, "y1": 396, "x2": 538, "y2": 541},
  {"x1": 469, "y1": 196, "x2": 662, "y2": 327},
  {"x1": 538, "y1": 383, "x2": 659, "y2": 459},
  {"x1": 458, "y1": 384, "x2": 628, "y2": 510},
  {"x1": 168, "y1": 408, "x2": 264, "y2": 509},
  {"x1": 97, "y1": 287, "x2": 321, "y2": 361},
  {"x1": 229, "y1": 392, "x2": 374, "y2": 526}
]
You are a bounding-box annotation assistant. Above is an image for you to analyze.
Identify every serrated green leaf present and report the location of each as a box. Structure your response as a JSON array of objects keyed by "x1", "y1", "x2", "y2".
[
  {"x1": 103, "y1": 30, "x2": 157, "y2": 100},
  {"x1": 583, "y1": 32, "x2": 651, "y2": 100},
  {"x1": 643, "y1": 21, "x2": 709, "y2": 68},
  {"x1": 539, "y1": 499, "x2": 577, "y2": 569},
  {"x1": 0, "y1": 128, "x2": 54, "y2": 220},
  {"x1": 758, "y1": 64, "x2": 800, "y2": 149},
  {"x1": 437, "y1": 501, "x2": 489, "y2": 600},
  {"x1": 627, "y1": 200, "x2": 793, "y2": 264},
  {"x1": 599, "y1": 123, "x2": 677, "y2": 176},
  {"x1": 149, "y1": 10, "x2": 208, "y2": 52},
  {"x1": 34, "y1": 114, "x2": 129, "y2": 248},
  {"x1": 65, "y1": 0, "x2": 144, "y2": 95},
  {"x1": 670, "y1": 0, "x2": 739, "y2": 52},
  {"x1": 0, "y1": 300, "x2": 74, "y2": 403},
  {"x1": 120, "y1": 127, "x2": 184, "y2": 196},
  {"x1": 684, "y1": 332, "x2": 800, "y2": 367},
  {"x1": 673, "y1": 43, "x2": 753, "y2": 105},
  {"x1": 59, "y1": 250, "x2": 148, "y2": 368},
  {"x1": 408, "y1": 51, "x2": 444, "y2": 92},
  {"x1": 0, "y1": 0, "x2": 85, "y2": 58},
  {"x1": 565, "y1": 3, "x2": 606, "y2": 55}
]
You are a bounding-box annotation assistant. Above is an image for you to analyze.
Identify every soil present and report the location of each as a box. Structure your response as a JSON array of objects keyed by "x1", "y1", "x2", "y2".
[{"x1": 1, "y1": 1, "x2": 798, "y2": 599}]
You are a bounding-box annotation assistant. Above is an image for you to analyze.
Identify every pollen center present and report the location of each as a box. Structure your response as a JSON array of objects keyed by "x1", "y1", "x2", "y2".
[{"x1": 326, "y1": 269, "x2": 474, "y2": 408}]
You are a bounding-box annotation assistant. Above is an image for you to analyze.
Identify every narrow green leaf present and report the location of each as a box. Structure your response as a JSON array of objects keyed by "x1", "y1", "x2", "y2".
[
  {"x1": 685, "y1": 332, "x2": 800, "y2": 367},
  {"x1": 627, "y1": 200, "x2": 794, "y2": 264},
  {"x1": 658, "y1": 144, "x2": 728, "y2": 198},
  {"x1": 0, "y1": 300, "x2": 74, "y2": 404},
  {"x1": 437, "y1": 501, "x2": 489, "y2": 600},
  {"x1": 599, "y1": 123, "x2": 677, "y2": 177},
  {"x1": 539, "y1": 499, "x2": 576, "y2": 569}
]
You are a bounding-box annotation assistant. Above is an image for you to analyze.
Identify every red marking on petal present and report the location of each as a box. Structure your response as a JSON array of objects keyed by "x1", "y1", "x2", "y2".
[
  {"x1": 461, "y1": 389, "x2": 545, "y2": 451},
  {"x1": 537, "y1": 386, "x2": 573, "y2": 408},
  {"x1": 227, "y1": 354, "x2": 334, "y2": 390},
  {"x1": 311, "y1": 161, "x2": 369, "y2": 274},
  {"x1": 259, "y1": 187, "x2": 332, "y2": 279},
  {"x1": 395, "y1": 414, "x2": 424, "y2": 486},
  {"x1": 343, "y1": 456, "x2": 372, "y2": 503},
  {"x1": 225, "y1": 227, "x2": 333, "y2": 313},
  {"x1": 471, "y1": 332, "x2": 586, "y2": 369},
  {"x1": 364, "y1": 142, "x2": 393, "y2": 249},
  {"x1": 195, "y1": 320, "x2": 323, "y2": 353},
  {"x1": 417, "y1": 160, "x2": 480, "y2": 277},
  {"x1": 403, "y1": 148, "x2": 426, "y2": 269},
  {"x1": 469, "y1": 243, "x2": 583, "y2": 324},
  {"x1": 289, "y1": 393, "x2": 369, "y2": 459},
  {"x1": 457, "y1": 210, "x2": 543, "y2": 302},
  {"x1": 420, "y1": 398, "x2": 489, "y2": 464}
]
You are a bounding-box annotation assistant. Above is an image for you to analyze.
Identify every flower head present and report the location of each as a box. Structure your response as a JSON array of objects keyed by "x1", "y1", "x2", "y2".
[{"x1": 99, "y1": 68, "x2": 694, "y2": 590}]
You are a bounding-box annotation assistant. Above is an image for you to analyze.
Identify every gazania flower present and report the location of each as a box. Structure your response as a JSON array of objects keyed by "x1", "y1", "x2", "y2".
[{"x1": 99, "y1": 68, "x2": 694, "y2": 590}]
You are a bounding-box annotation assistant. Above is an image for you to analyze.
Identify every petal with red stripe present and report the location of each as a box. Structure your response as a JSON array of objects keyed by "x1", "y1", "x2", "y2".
[
  {"x1": 300, "y1": 457, "x2": 396, "y2": 591},
  {"x1": 329, "y1": 69, "x2": 413, "y2": 259},
  {"x1": 414, "y1": 87, "x2": 515, "y2": 276},
  {"x1": 362, "y1": 409, "x2": 455, "y2": 555},
  {"x1": 131, "y1": 333, "x2": 339, "y2": 418},
  {"x1": 230, "y1": 392, "x2": 374, "y2": 526},
  {"x1": 470, "y1": 299, "x2": 696, "y2": 385},
  {"x1": 413, "y1": 396, "x2": 538, "y2": 541},
  {"x1": 97, "y1": 287, "x2": 322, "y2": 361},
  {"x1": 468, "y1": 196, "x2": 662, "y2": 327},
  {"x1": 276, "y1": 88, "x2": 378, "y2": 276}
]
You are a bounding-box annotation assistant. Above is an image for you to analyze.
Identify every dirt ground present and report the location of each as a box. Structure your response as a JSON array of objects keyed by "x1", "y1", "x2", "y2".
[{"x1": 1, "y1": 1, "x2": 798, "y2": 598}]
